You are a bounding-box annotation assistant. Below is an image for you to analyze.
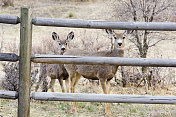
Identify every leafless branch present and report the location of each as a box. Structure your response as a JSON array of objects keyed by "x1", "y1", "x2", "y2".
[
  {"x1": 128, "y1": 37, "x2": 138, "y2": 47},
  {"x1": 149, "y1": 38, "x2": 176, "y2": 48},
  {"x1": 149, "y1": 0, "x2": 157, "y2": 22},
  {"x1": 154, "y1": 2, "x2": 172, "y2": 15},
  {"x1": 129, "y1": 0, "x2": 138, "y2": 21}
]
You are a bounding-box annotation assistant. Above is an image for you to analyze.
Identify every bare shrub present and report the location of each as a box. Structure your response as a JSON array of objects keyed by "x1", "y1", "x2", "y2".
[
  {"x1": 2, "y1": 62, "x2": 19, "y2": 91},
  {"x1": 32, "y1": 37, "x2": 58, "y2": 55},
  {"x1": 1, "y1": 62, "x2": 39, "y2": 91},
  {"x1": 80, "y1": 30, "x2": 109, "y2": 52},
  {"x1": 1, "y1": 0, "x2": 14, "y2": 7},
  {"x1": 111, "y1": 0, "x2": 175, "y2": 89}
]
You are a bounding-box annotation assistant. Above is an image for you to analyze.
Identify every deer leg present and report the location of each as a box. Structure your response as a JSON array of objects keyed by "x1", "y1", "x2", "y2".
[
  {"x1": 49, "y1": 78, "x2": 56, "y2": 92},
  {"x1": 58, "y1": 77, "x2": 65, "y2": 93},
  {"x1": 69, "y1": 73, "x2": 77, "y2": 112},
  {"x1": 107, "y1": 80, "x2": 111, "y2": 94},
  {"x1": 66, "y1": 72, "x2": 75, "y2": 109},
  {"x1": 100, "y1": 79, "x2": 111, "y2": 115},
  {"x1": 106, "y1": 80, "x2": 111, "y2": 115},
  {"x1": 71, "y1": 73, "x2": 81, "y2": 112},
  {"x1": 100, "y1": 79, "x2": 107, "y2": 94},
  {"x1": 73, "y1": 73, "x2": 81, "y2": 92},
  {"x1": 65, "y1": 77, "x2": 69, "y2": 93},
  {"x1": 70, "y1": 73, "x2": 77, "y2": 93},
  {"x1": 35, "y1": 74, "x2": 43, "y2": 92},
  {"x1": 69, "y1": 73, "x2": 81, "y2": 112},
  {"x1": 42, "y1": 76, "x2": 48, "y2": 92}
]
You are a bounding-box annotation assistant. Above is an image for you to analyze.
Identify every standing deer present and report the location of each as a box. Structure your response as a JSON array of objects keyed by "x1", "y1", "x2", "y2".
[
  {"x1": 63, "y1": 29, "x2": 128, "y2": 115},
  {"x1": 35, "y1": 32, "x2": 74, "y2": 93}
]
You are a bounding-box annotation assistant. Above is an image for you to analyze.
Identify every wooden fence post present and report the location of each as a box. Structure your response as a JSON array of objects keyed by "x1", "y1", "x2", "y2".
[{"x1": 18, "y1": 7, "x2": 32, "y2": 117}]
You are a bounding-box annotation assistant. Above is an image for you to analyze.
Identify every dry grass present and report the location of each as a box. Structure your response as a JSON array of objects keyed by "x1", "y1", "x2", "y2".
[{"x1": 1, "y1": 84, "x2": 176, "y2": 117}]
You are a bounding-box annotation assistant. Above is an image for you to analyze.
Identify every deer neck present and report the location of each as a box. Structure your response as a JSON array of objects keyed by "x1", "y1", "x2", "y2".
[
  {"x1": 58, "y1": 51, "x2": 65, "y2": 55},
  {"x1": 111, "y1": 46, "x2": 124, "y2": 57},
  {"x1": 60, "y1": 52, "x2": 64, "y2": 55}
]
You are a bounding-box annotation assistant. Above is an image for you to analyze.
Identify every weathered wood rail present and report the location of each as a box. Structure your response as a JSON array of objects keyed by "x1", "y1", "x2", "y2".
[
  {"x1": 32, "y1": 17, "x2": 176, "y2": 31},
  {"x1": 0, "y1": 53, "x2": 19, "y2": 62},
  {"x1": 0, "y1": 15, "x2": 20, "y2": 24},
  {"x1": 0, "y1": 90, "x2": 18, "y2": 99},
  {"x1": 2, "y1": 91, "x2": 176, "y2": 105},
  {"x1": 32, "y1": 54, "x2": 176, "y2": 67},
  {"x1": 31, "y1": 92, "x2": 176, "y2": 104},
  {"x1": 0, "y1": 6, "x2": 176, "y2": 117}
]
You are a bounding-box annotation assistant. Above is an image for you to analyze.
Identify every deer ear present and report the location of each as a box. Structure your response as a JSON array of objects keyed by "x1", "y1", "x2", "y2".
[
  {"x1": 52, "y1": 32, "x2": 59, "y2": 41},
  {"x1": 67, "y1": 31, "x2": 74, "y2": 41},
  {"x1": 105, "y1": 29, "x2": 114, "y2": 34}
]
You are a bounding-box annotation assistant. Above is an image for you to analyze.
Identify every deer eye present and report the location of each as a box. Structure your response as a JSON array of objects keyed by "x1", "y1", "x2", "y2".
[
  {"x1": 65, "y1": 43, "x2": 67, "y2": 45},
  {"x1": 123, "y1": 37, "x2": 125, "y2": 39},
  {"x1": 59, "y1": 43, "x2": 61, "y2": 45}
]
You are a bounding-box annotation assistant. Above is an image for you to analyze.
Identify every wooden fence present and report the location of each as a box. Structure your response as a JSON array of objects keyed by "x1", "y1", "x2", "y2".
[{"x1": 0, "y1": 7, "x2": 176, "y2": 117}]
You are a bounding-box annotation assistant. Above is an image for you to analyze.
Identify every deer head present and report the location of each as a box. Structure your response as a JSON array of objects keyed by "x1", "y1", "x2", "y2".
[
  {"x1": 52, "y1": 31, "x2": 74, "y2": 53},
  {"x1": 105, "y1": 29, "x2": 126, "y2": 51}
]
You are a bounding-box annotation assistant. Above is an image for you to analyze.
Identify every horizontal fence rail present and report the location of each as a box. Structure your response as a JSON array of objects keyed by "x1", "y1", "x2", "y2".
[
  {"x1": 32, "y1": 17, "x2": 176, "y2": 31},
  {"x1": 0, "y1": 90, "x2": 18, "y2": 99},
  {"x1": 0, "y1": 15, "x2": 20, "y2": 24},
  {"x1": 32, "y1": 54, "x2": 176, "y2": 67},
  {"x1": 0, "y1": 53, "x2": 19, "y2": 62},
  {"x1": 31, "y1": 92, "x2": 176, "y2": 104}
]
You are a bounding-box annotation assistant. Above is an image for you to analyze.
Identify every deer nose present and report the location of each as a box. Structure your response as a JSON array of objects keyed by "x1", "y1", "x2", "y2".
[
  {"x1": 61, "y1": 48, "x2": 65, "y2": 51},
  {"x1": 118, "y1": 43, "x2": 122, "y2": 46}
]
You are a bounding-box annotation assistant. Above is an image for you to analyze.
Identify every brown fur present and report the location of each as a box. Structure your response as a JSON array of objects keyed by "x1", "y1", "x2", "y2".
[
  {"x1": 35, "y1": 62, "x2": 69, "y2": 92},
  {"x1": 35, "y1": 32, "x2": 74, "y2": 92},
  {"x1": 64, "y1": 29, "x2": 126, "y2": 114}
]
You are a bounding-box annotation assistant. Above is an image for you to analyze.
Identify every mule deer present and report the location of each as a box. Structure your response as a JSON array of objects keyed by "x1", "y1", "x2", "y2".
[
  {"x1": 35, "y1": 32, "x2": 74, "y2": 92},
  {"x1": 64, "y1": 29, "x2": 128, "y2": 115}
]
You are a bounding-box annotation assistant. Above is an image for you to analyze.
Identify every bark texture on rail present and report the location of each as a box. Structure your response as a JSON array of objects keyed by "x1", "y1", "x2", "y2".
[
  {"x1": 32, "y1": 54, "x2": 176, "y2": 67},
  {"x1": 32, "y1": 17, "x2": 176, "y2": 31}
]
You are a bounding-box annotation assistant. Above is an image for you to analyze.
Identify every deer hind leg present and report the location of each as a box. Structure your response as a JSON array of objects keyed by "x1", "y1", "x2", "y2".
[
  {"x1": 58, "y1": 77, "x2": 65, "y2": 93},
  {"x1": 49, "y1": 78, "x2": 56, "y2": 92},
  {"x1": 100, "y1": 79, "x2": 111, "y2": 115}
]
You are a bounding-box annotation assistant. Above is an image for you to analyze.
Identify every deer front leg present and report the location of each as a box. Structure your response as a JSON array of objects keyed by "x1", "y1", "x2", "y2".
[
  {"x1": 42, "y1": 76, "x2": 48, "y2": 92},
  {"x1": 106, "y1": 80, "x2": 111, "y2": 115},
  {"x1": 65, "y1": 77, "x2": 69, "y2": 93},
  {"x1": 100, "y1": 79, "x2": 111, "y2": 115},
  {"x1": 70, "y1": 73, "x2": 80, "y2": 112},
  {"x1": 100, "y1": 79, "x2": 107, "y2": 94},
  {"x1": 49, "y1": 78, "x2": 56, "y2": 92},
  {"x1": 35, "y1": 74, "x2": 44, "y2": 92},
  {"x1": 72, "y1": 73, "x2": 81, "y2": 111},
  {"x1": 70, "y1": 74, "x2": 76, "y2": 93}
]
